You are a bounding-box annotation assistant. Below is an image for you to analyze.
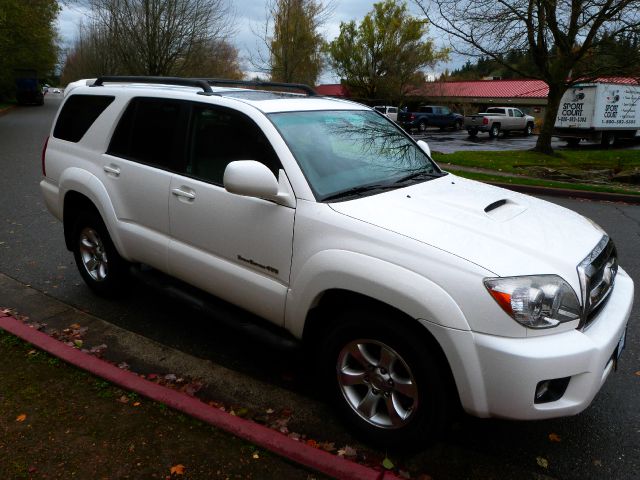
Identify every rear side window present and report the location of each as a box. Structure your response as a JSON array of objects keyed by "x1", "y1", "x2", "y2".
[
  {"x1": 108, "y1": 97, "x2": 188, "y2": 171},
  {"x1": 53, "y1": 95, "x2": 114, "y2": 142}
]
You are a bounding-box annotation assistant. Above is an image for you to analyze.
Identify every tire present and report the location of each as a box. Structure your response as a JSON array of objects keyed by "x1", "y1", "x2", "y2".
[
  {"x1": 566, "y1": 138, "x2": 580, "y2": 147},
  {"x1": 72, "y1": 210, "x2": 129, "y2": 296},
  {"x1": 418, "y1": 121, "x2": 427, "y2": 133},
  {"x1": 467, "y1": 128, "x2": 478, "y2": 138},
  {"x1": 524, "y1": 123, "x2": 533, "y2": 136},
  {"x1": 455, "y1": 120, "x2": 463, "y2": 131},
  {"x1": 318, "y1": 309, "x2": 449, "y2": 449},
  {"x1": 489, "y1": 124, "x2": 500, "y2": 138},
  {"x1": 601, "y1": 133, "x2": 616, "y2": 148}
]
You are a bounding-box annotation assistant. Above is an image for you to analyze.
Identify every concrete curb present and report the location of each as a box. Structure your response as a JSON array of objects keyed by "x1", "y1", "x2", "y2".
[
  {"x1": 0, "y1": 314, "x2": 400, "y2": 480},
  {"x1": 486, "y1": 181, "x2": 640, "y2": 204}
]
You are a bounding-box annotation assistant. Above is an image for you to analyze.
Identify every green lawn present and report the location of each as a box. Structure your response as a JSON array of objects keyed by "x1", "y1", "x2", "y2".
[
  {"x1": 449, "y1": 170, "x2": 640, "y2": 196},
  {"x1": 432, "y1": 149, "x2": 640, "y2": 174}
]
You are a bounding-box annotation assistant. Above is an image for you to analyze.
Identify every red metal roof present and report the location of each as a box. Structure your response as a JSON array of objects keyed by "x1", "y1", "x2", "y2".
[
  {"x1": 315, "y1": 84, "x2": 349, "y2": 97},
  {"x1": 410, "y1": 79, "x2": 549, "y2": 99}
]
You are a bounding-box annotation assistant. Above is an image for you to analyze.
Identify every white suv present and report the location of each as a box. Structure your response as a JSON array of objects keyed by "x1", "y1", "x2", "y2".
[{"x1": 41, "y1": 77, "x2": 633, "y2": 448}]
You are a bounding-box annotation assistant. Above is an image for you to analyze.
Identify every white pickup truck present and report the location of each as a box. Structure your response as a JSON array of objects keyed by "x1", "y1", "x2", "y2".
[{"x1": 465, "y1": 107, "x2": 535, "y2": 138}]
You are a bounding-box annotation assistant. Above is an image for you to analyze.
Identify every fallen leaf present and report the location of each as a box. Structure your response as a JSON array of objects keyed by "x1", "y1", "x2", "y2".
[
  {"x1": 593, "y1": 459, "x2": 602, "y2": 467},
  {"x1": 306, "y1": 439, "x2": 318, "y2": 448},
  {"x1": 147, "y1": 373, "x2": 158, "y2": 380},
  {"x1": 133, "y1": 402, "x2": 141, "y2": 407},
  {"x1": 73, "y1": 339, "x2": 83, "y2": 348},
  {"x1": 548, "y1": 433, "x2": 561, "y2": 442},
  {"x1": 318, "y1": 441, "x2": 335, "y2": 452},
  {"x1": 118, "y1": 362, "x2": 130, "y2": 370},
  {"x1": 69, "y1": 323, "x2": 81, "y2": 330},
  {"x1": 382, "y1": 457, "x2": 395, "y2": 470},
  {"x1": 536, "y1": 457, "x2": 549, "y2": 469},
  {"x1": 117, "y1": 395, "x2": 129, "y2": 404},
  {"x1": 635, "y1": 371, "x2": 640, "y2": 376},
  {"x1": 16, "y1": 414, "x2": 27, "y2": 422},
  {"x1": 170, "y1": 464, "x2": 185, "y2": 475},
  {"x1": 27, "y1": 350, "x2": 37, "y2": 356},
  {"x1": 165, "y1": 373, "x2": 177, "y2": 381},
  {"x1": 252, "y1": 452, "x2": 260, "y2": 459},
  {"x1": 266, "y1": 408, "x2": 275, "y2": 414},
  {"x1": 337, "y1": 445, "x2": 357, "y2": 457}
]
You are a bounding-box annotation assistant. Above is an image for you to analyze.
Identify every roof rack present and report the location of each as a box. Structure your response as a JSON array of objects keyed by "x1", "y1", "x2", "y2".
[
  {"x1": 203, "y1": 78, "x2": 317, "y2": 96},
  {"x1": 91, "y1": 76, "x2": 318, "y2": 96},
  {"x1": 92, "y1": 76, "x2": 216, "y2": 95}
]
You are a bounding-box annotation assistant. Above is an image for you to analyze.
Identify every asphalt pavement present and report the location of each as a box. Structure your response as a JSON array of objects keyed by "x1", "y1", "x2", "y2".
[{"x1": 1, "y1": 95, "x2": 639, "y2": 479}]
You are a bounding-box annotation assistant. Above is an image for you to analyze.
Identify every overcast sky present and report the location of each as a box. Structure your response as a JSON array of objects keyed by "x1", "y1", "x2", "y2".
[{"x1": 56, "y1": 0, "x2": 461, "y2": 83}]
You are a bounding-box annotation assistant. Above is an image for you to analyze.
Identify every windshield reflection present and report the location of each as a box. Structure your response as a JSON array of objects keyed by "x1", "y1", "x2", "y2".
[{"x1": 269, "y1": 110, "x2": 441, "y2": 201}]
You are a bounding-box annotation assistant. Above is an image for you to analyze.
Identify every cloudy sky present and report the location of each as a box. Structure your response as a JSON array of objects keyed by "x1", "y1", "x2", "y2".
[{"x1": 56, "y1": 0, "x2": 460, "y2": 82}]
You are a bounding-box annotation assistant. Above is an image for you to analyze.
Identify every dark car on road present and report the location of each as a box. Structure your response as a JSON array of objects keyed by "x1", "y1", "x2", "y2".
[{"x1": 399, "y1": 105, "x2": 463, "y2": 132}]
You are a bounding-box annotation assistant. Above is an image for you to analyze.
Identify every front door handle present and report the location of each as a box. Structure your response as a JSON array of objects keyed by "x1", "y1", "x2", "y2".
[
  {"x1": 171, "y1": 187, "x2": 196, "y2": 200},
  {"x1": 103, "y1": 164, "x2": 120, "y2": 176}
]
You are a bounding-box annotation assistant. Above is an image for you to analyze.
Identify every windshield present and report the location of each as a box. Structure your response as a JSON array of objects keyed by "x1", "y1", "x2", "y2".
[{"x1": 269, "y1": 110, "x2": 441, "y2": 201}]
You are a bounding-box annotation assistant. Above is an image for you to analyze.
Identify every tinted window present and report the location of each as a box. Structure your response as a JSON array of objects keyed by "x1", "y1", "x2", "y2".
[
  {"x1": 108, "y1": 98, "x2": 187, "y2": 171},
  {"x1": 389, "y1": 108, "x2": 398, "y2": 113},
  {"x1": 53, "y1": 95, "x2": 114, "y2": 142},
  {"x1": 486, "y1": 108, "x2": 506, "y2": 115},
  {"x1": 187, "y1": 105, "x2": 281, "y2": 185},
  {"x1": 514, "y1": 109, "x2": 524, "y2": 117},
  {"x1": 420, "y1": 107, "x2": 433, "y2": 113},
  {"x1": 441, "y1": 107, "x2": 450, "y2": 115},
  {"x1": 508, "y1": 109, "x2": 514, "y2": 117}
]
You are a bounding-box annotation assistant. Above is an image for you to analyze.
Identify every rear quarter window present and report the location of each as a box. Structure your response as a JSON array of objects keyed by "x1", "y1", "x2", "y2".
[{"x1": 53, "y1": 95, "x2": 114, "y2": 142}]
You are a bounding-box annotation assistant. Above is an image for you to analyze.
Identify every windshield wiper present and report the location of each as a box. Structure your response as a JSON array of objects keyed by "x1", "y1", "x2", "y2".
[
  {"x1": 321, "y1": 183, "x2": 398, "y2": 202},
  {"x1": 394, "y1": 170, "x2": 447, "y2": 184}
]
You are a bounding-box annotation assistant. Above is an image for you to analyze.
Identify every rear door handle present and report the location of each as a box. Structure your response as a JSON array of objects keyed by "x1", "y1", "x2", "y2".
[
  {"x1": 103, "y1": 165, "x2": 120, "y2": 176},
  {"x1": 171, "y1": 187, "x2": 196, "y2": 200}
]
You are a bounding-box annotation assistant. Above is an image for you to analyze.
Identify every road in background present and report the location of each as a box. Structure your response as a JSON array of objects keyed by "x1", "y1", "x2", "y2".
[{"x1": 1, "y1": 96, "x2": 638, "y2": 479}]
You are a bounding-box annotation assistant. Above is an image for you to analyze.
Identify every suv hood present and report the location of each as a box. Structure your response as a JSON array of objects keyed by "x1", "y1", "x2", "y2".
[{"x1": 329, "y1": 175, "x2": 602, "y2": 292}]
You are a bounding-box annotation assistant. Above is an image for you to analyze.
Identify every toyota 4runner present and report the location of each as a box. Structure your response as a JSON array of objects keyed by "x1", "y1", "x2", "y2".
[{"x1": 40, "y1": 77, "x2": 634, "y2": 448}]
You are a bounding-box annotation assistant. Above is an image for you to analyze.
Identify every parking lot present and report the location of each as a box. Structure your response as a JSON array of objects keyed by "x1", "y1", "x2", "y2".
[{"x1": 410, "y1": 126, "x2": 640, "y2": 154}]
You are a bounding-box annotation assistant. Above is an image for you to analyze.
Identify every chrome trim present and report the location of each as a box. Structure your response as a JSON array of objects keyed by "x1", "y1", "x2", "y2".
[{"x1": 576, "y1": 235, "x2": 618, "y2": 329}]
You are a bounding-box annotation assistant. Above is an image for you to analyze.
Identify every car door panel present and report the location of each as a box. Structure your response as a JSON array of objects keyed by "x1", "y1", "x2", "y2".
[{"x1": 167, "y1": 103, "x2": 294, "y2": 325}]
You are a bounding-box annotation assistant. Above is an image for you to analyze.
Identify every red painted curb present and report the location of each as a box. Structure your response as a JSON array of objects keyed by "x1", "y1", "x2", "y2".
[{"x1": 0, "y1": 316, "x2": 401, "y2": 480}]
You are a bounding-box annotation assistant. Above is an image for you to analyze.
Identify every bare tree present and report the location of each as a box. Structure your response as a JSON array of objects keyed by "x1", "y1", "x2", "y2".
[
  {"x1": 253, "y1": 0, "x2": 333, "y2": 85},
  {"x1": 413, "y1": 0, "x2": 640, "y2": 153},
  {"x1": 88, "y1": 0, "x2": 233, "y2": 76}
]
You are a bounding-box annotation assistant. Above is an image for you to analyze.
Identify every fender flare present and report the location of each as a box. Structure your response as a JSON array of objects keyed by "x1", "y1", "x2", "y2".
[
  {"x1": 58, "y1": 167, "x2": 130, "y2": 259},
  {"x1": 285, "y1": 249, "x2": 471, "y2": 339}
]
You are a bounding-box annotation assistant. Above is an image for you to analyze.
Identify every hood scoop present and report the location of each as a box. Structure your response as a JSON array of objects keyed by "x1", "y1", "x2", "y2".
[{"x1": 483, "y1": 198, "x2": 527, "y2": 221}]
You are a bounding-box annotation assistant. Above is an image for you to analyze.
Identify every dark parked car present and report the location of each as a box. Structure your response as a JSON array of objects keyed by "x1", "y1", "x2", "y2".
[{"x1": 399, "y1": 105, "x2": 463, "y2": 132}]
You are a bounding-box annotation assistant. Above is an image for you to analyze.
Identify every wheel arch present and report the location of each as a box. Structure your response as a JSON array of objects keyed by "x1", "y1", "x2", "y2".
[
  {"x1": 303, "y1": 288, "x2": 463, "y2": 418},
  {"x1": 59, "y1": 168, "x2": 127, "y2": 258}
]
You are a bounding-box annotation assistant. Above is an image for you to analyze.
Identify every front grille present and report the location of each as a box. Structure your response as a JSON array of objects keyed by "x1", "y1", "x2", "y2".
[{"x1": 577, "y1": 236, "x2": 618, "y2": 330}]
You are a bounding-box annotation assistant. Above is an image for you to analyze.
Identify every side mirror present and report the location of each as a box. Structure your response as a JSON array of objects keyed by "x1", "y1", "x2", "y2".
[
  {"x1": 416, "y1": 140, "x2": 431, "y2": 157},
  {"x1": 224, "y1": 161, "x2": 279, "y2": 200}
]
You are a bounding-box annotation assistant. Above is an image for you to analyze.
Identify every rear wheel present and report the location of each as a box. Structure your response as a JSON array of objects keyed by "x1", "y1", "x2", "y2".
[
  {"x1": 601, "y1": 133, "x2": 616, "y2": 148},
  {"x1": 72, "y1": 210, "x2": 129, "y2": 296},
  {"x1": 418, "y1": 121, "x2": 427, "y2": 133},
  {"x1": 467, "y1": 128, "x2": 478, "y2": 138},
  {"x1": 319, "y1": 310, "x2": 449, "y2": 449},
  {"x1": 566, "y1": 138, "x2": 580, "y2": 147},
  {"x1": 455, "y1": 120, "x2": 463, "y2": 130},
  {"x1": 489, "y1": 124, "x2": 500, "y2": 138}
]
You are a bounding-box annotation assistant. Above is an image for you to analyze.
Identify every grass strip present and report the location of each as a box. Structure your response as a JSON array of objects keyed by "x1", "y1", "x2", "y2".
[
  {"x1": 448, "y1": 169, "x2": 640, "y2": 196},
  {"x1": 433, "y1": 149, "x2": 640, "y2": 173}
]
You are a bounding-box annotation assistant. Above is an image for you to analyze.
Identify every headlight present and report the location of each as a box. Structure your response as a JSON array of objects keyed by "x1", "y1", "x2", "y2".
[{"x1": 484, "y1": 275, "x2": 581, "y2": 329}]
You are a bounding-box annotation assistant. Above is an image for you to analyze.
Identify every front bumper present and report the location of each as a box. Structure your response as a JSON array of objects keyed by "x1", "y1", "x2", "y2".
[{"x1": 423, "y1": 268, "x2": 634, "y2": 420}]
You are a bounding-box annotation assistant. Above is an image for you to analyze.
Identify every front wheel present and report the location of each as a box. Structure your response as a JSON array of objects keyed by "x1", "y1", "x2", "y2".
[
  {"x1": 418, "y1": 121, "x2": 427, "y2": 133},
  {"x1": 524, "y1": 123, "x2": 533, "y2": 136},
  {"x1": 72, "y1": 210, "x2": 129, "y2": 296},
  {"x1": 319, "y1": 312, "x2": 449, "y2": 449},
  {"x1": 455, "y1": 120, "x2": 463, "y2": 130}
]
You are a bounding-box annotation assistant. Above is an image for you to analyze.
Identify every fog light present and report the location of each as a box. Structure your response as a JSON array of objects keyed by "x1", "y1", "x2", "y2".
[{"x1": 534, "y1": 377, "x2": 571, "y2": 403}]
